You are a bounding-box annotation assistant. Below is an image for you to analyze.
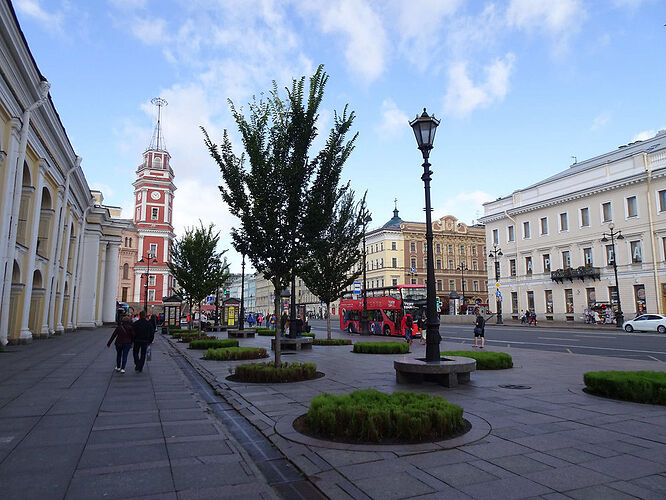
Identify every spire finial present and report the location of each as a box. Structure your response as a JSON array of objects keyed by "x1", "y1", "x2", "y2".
[{"x1": 149, "y1": 97, "x2": 168, "y2": 151}]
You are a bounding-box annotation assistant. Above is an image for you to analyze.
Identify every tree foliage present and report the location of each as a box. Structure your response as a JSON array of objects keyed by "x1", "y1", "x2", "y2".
[
  {"x1": 168, "y1": 222, "x2": 230, "y2": 329},
  {"x1": 202, "y1": 64, "x2": 358, "y2": 364}
]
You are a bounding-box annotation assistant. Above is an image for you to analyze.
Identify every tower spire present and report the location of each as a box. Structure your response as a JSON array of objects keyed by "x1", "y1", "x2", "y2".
[{"x1": 148, "y1": 97, "x2": 168, "y2": 151}]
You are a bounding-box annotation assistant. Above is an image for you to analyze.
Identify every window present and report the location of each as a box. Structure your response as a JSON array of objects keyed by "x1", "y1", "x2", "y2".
[
  {"x1": 380, "y1": 243, "x2": 384, "y2": 251},
  {"x1": 148, "y1": 290, "x2": 155, "y2": 302},
  {"x1": 392, "y1": 278, "x2": 398, "y2": 286},
  {"x1": 602, "y1": 202, "x2": 613, "y2": 222},
  {"x1": 507, "y1": 225, "x2": 515, "y2": 242},
  {"x1": 449, "y1": 259, "x2": 454, "y2": 269},
  {"x1": 580, "y1": 207, "x2": 590, "y2": 227},
  {"x1": 523, "y1": 221, "x2": 531, "y2": 239},
  {"x1": 121, "y1": 287, "x2": 128, "y2": 302},
  {"x1": 448, "y1": 245, "x2": 453, "y2": 254},
  {"x1": 149, "y1": 243, "x2": 157, "y2": 258},
  {"x1": 436, "y1": 243, "x2": 441, "y2": 253},
  {"x1": 527, "y1": 291, "x2": 535, "y2": 311},
  {"x1": 663, "y1": 237, "x2": 666, "y2": 261},
  {"x1": 473, "y1": 281, "x2": 479, "y2": 291},
  {"x1": 392, "y1": 257, "x2": 397, "y2": 268},
  {"x1": 586, "y1": 287, "x2": 596, "y2": 307},
  {"x1": 449, "y1": 280, "x2": 455, "y2": 290},
  {"x1": 543, "y1": 254, "x2": 550, "y2": 272},
  {"x1": 148, "y1": 275, "x2": 156, "y2": 286},
  {"x1": 545, "y1": 290, "x2": 553, "y2": 313},
  {"x1": 124, "y1": 237, "x2": 128, "y2": 246},
  {"x1": 606, "y1": 245, "x2": 615, "y2": 265},
  {"x1": 151, "y1": 207, "x2": 159, "y2": 220},
  {"x1": 583, "y1": 247, "x2": 593, "y2": 265},
  {"x1": 410, "y1": 242, "x2": 416, "y2": 252},
  {"x1": 510, "y1": 259, "x2": 516, "y2": 277},
  {"x1": 492, "y1": 229, "x2": 499, "y2": 245},
  {"x1": 411, "y1": 278, "x2": 417, "y2": 285},
  {"x1": 472, "y1": 246, "x2": 477, "y2": 256},
  {"x1": 634, "y1": 284, "x2": 646, "y2": 313},
  {"x1": 659, "y1": 190, "x2": 666, "y2": 212},
  {"x1": 559, "y1": 212, "x2": 568, "y2": 231},
  {"x1": 562, "y1": 250, "x2": 571, "y2": 269},
  {"x1": 565, "y1": 288, "x2": 574, "y2": 313},
  {"x1": 626, "y1": 196, "x2": 638, "y2": 218},
  {"x1": 129, "y1": 237, "x2": 132, "y2": 247},
  {"x1": 437, "y1": 280, "x2": 442, "y2": 291},
  {"x1": 472, "y1": 261, "x2": 477, "y2": 270},
  {"x1": 410, "y1": 257, "x2": 416, "y2": 269},
  {"x1": 525, "y1": 256, "x2": 533, "y2": 275},
  {"x1": 423, "y1": 243, "x2": 427, "y2": 252},
  {"x1": 494, "y1": 261, "x2": 500, "y2": 279},
  {"x1": 511, "y1": 292, "x2": 518, "y2": 314},
  {"x1": 392, "y1": 241, "x2": 397, "y2": 250},
  {"x1": 460, "y1": 245, "x2": 465, "y2": 255},
  {"x1": 630, "y1": 240, "x2": 642, "y2": 263},
  {"x1": 423, "y1": 259, "x2": 427, "y2": 269},
  {"x1": 436, "y1": 259, "x2": 442, "y2": 269},
  {"x1": 540, "y1": 217, "x2": 548, "y2": 235}
]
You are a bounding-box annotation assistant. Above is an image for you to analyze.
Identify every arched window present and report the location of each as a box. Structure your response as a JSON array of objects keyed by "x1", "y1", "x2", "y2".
[
  {"x1": 125, "y1": 237, "x2": 128, "y2": 246},
  {"x1": 123, "y1": 263, "x2": 129, "y2": 280},
  {"x1": 129, "y1": 237, "x2": 132, "y2": 248}
]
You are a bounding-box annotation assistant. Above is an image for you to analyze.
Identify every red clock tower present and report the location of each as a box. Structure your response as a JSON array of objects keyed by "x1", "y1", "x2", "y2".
[{"x1": 132, "y1": 97, "x2": 176, "y2": 309}]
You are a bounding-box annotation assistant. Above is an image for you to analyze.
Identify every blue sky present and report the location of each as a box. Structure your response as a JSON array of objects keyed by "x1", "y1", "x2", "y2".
[{"x1": 13, "y1": 0, "x2": 666, "y2": 272}]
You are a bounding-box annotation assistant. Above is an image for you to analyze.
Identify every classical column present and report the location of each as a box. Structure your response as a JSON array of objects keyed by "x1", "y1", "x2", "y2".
[
  {"x1": 76, "y1": 231, "x2": 100, "y2": 328},
  {"x1": 95, "y1": 242, "x2": 107, "y2": 326},
  {"x1": 41, "y1": 185, "x2": 64, "y2": 335},
  {"x1": 0, "y1": 118, "x2": 21, "y2": 345},
  {"x1": 18, "y1": 160, "x2": 47, "y2": 340},
  {"x1": 54, "y1": 212, "x2": 73, "y2": 332},
  {"x1": 102, "y1": 242, "x2": 119, "y2": 323}
]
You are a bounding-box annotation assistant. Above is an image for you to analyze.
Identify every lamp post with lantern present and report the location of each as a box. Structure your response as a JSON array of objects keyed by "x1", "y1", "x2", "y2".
[
  {"x1": 360, "y1": 214, "x2": 372, "y2": 335},
  {"x1": 601, "y1": 223, "x2": 624, "y2": 328},
  {"x1": 409, "y1": 108, "x2": 441, "y2": 362},
  {"x1": 457, "y1": 263, "x2": 468, "y2": 314},
  {"x1": 488, "y1": 244, "x2": 503, "y2": 324},
  {"x1": 139, "y1": 252, "x2": 158, "y2": 314}
]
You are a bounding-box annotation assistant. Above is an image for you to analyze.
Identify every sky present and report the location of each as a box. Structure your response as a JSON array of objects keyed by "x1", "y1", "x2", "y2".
[{"x1": 12, "y1": 0, "x2": 666, "y2": 273}]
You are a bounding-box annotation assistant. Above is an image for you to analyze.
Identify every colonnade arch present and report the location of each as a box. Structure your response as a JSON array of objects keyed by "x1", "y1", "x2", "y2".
[
  {"x1": 16, "y1": 162, "x2": 32, "y2": 246},
  {"x1": 37, "y1": 186, "x2": 53, "y2": 259}
]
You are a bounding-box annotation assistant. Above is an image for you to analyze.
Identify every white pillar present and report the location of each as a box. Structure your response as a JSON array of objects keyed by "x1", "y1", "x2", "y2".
[
  {"x1": 0, "y1": 118, "x2": 21, "y2": 346},
  {"x1": 102, "y1": 242, "x2": 119, "y2": 323},
  {"x1": 54, "y1": 212, "x2": 73, "y2": 332},
  {"x1": 18, "y1": 161, "x2": 47, "y2": 340},
  {"x1": 41, "y1": 185, "x2": 64, "y2": 335},
  {"x1": 95, "y1": 242, "x2": 107, "y2": 326},
  {"x1": 134, "y1": 272, "x2": 142, "y2": 302},
  {"x1": 67, "y1": 217, "x2": 83, "y2": 330},
  {"x1": 77, "y1": 232, "x2": 100, "y2": 328}
]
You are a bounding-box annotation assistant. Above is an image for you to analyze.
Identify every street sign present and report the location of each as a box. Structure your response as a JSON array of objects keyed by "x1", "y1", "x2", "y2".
[
  {"x1": 496, "y1": 290, "x2": 502, "y2": 302},
  {"x1": 206, "y1": 296, "x2": 214, "y2": 304},
  {"x1": 353, "y1": 282, "x2": 362, "y2": 294},
  {"x1": 496, "y1": 282, "x2": 500, "y2": 288},
  {"x1": 410, "y1": 266, "x2": 416, "y2": 273}
]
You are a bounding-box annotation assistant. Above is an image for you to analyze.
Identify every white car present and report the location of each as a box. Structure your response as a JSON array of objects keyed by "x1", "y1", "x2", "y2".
[{"x1": 623, "y1": 314, "x2": 666, "y2": 333}]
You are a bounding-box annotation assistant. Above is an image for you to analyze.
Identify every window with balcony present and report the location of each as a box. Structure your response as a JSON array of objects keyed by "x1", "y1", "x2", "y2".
[{"x1": 562, "y1": 250, "x2": 571, "y2": 269}]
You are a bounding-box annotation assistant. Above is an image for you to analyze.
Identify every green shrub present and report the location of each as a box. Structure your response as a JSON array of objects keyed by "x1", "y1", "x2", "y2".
[
  {"x1": 177, "y1": 333, "x2": 213, "y2": 343},
  {"x1": 189, "y1": 339, "x2": 239, "y2": 350},
  {"x1": 353, "y1": 342, "x2": 409, "y2": 354},
  {"x1": 256, "y1": 328, "x2": 276, "y2": 336},
  {"x1": 441, "y1": 351, "x2": 513, "y2": 370},
  {"x1": 313, "y1": 338, "x2": 352, "y2": 346},
  {"x1": 203, "y1": 347, "x2": 268, "y2": 361},
  {"x1": 234, "y1": 361, "x2": 317, "y2": 383},
  {"x1": 306, "y1": 389, "x2": 464, "y2": 443},
  {"x1": 583, "y1": 371, "x2": 666, "y2": 405},
  {"x1": 301, "y1": 332, "x2": 315, "y2": 338},
  {"x1": 169, "y1": 329, "x2": 197, "y2": 336}
]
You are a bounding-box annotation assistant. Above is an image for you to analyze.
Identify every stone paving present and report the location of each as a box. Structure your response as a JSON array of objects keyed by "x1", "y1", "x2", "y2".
[
  {"x1": 172, "y1": 324, "x2": 666, "y2": 499},
  {"x1": 0, "y1": 328, "x2": 277, "y2": 500}
]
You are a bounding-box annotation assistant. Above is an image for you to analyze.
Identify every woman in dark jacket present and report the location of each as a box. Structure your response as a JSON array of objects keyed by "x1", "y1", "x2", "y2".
[{"x1": 107, "y1": 316, "x2": 135, "y2": 373}]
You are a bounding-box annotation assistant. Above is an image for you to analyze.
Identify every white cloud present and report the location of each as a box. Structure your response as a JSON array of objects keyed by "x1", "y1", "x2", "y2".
[
  {"x1": 433, "y1": 190, "x2": 494, "y2": 225},
  {"x1": 375, "y1": 99, "x2": 409, "y2": 138},
  {"x1": 14, "y1": 0, "x2": 64, "y2": 33},
  {"x1": 305, "y1": 0, "x2": 387, "y2": 83},
  {"x1": 444, "y1": 53, "x2": 515, "y2": 117},
  {"x1": 130, "y1": 16, "x2": 169, "y2": 45},
  {"x1": 590, "y1": 112, "x2": 611, "y2": 131},
  {"x1": 108, "y1": 0, "x2": 147, "y2": 9},
  {"x1": 632, "y1": 129, "x2": 658, "y2": 142}
]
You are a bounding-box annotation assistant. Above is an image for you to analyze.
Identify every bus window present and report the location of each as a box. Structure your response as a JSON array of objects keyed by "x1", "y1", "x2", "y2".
[{"x1": 383, "y1": 309, "x2": 396, "y2": 324}]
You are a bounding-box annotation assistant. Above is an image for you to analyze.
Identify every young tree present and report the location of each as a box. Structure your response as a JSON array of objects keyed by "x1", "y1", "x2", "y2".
[
  {"x1": 202, "y1": 64, "x2": 357, "y2": 365},
  {"x1": 168, "y1": 222, "x2": 230, "y2": 331},
  {"x1": 301, "y1": 189, "x2": 368, "y2": 339}
]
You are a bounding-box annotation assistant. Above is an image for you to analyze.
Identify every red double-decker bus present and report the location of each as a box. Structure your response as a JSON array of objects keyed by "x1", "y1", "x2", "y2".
[{"x1": 339, "y1": 285, "x2": 427, "y2": 336}]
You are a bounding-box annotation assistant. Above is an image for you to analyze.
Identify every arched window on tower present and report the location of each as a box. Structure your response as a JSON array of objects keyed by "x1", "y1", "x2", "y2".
[
  {"x1": 152, "y1": 154, "x2": 162, "y2": 169},
  {"x1": 123, "y1": 263, "x2": 129, "y2": 280},
  {"x1": 129, "y1": 237, "x2": 132, "y2": 247}
]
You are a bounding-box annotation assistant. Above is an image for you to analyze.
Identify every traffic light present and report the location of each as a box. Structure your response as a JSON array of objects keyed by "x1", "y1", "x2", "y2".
[{"x1": 224, "y1": 290, "x2": 229, "y2": 297}]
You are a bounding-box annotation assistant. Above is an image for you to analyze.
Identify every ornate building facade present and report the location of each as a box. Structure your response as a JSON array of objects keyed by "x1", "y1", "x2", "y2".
[{"x1": 0, "y1": 2, "x2": 127, "y2": 344}]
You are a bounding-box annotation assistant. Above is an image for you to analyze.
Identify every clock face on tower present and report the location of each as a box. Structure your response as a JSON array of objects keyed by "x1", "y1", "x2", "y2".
[{"x1": 150, "y1": 191, "x2": 161, "y2": 200}]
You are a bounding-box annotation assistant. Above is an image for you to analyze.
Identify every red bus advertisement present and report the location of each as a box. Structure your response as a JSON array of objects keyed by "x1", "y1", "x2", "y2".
[{"x1": 339, "y1": 285, "x2": 427, "y2": 337}]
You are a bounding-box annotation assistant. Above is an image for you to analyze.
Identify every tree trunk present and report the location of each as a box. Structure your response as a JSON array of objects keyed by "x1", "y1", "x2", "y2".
[
  {"x1": 272, "y1": 280, "x2": 281, "y2": 367},
  {"x1": 326, "y1": 301, "x2": 331, "y2": 339},
  {"x1": 197, "y1": 301, "x2": 202, "y2": 333}
]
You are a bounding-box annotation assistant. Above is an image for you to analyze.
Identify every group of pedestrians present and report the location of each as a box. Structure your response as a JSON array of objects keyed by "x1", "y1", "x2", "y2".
[
  {"x1": 107, "y1": 310, "x2": 156, "y2": 373},
  {"x1": 246, "y1": 313, "x2": 266, "y2": 328}
]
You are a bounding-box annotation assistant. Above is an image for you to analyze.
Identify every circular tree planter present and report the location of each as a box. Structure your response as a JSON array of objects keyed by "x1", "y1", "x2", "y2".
[
  {"x1": 225, "y1": 361, "x2": 322, "y2": 383},
  {"x1": 583, "y1": 370, "x2": 666, "y2": 405},
  {"x1": 441, "y1": 351, "x2": 513, "y2": 370}
]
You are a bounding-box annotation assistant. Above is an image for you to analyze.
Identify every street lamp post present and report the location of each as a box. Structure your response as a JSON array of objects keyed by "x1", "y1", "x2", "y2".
[
  {"x1": 360, "y1": 214, "x2": 372, "y2": 335},
  {"x1": 488, "y1": 244, "x2": 503, "y2": 324},
  {"x1": 601, "y1": 223, "x2": 625, "y2": 328},
  {"x1": 457, "y1": 263, "x2": 468, "y2": 313},
  {"x1": 239, "y1": 253, "x2": 246, "y2": 331},
  {"x1": 410, "y1": 108, "x2": 441, "y2": 362},
  {"x1": 289, "y1": 237, "x2": 300, "y2": 338},
  {"x1": 138, "y1": 252, "x2": 158, "y2": 314}
]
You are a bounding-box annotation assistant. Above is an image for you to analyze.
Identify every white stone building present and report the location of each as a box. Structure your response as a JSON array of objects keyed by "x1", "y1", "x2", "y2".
[
  {"x1": 480, "y1": 130, "x2": 666, "y2": 323},
  {"x1": 0, "y1": 2, "x2": 127, "y2": 344}
]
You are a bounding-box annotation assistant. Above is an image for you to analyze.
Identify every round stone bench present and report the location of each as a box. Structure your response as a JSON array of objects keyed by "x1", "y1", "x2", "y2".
[
  {"x1": 394, "y1": 356, "x2": 476, "y2": 387},
  {"x1": 271, "y1": 337, "x2": 313, "y2": 351}
]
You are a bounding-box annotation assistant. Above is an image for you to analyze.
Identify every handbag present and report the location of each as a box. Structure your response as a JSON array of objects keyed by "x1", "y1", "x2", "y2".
[
  {"x1": 146, "y1": 345, "x2": 152, "y2": 361},
  {"x1": 473, "y1": 326, "x2": 482, "y2": 335}
]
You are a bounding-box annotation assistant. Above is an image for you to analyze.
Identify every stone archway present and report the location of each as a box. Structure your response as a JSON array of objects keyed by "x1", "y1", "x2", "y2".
[
  {"x1": 7, "y1": 260, "x2": 23, "y2": 343},
  {"x1": 28, "y1": 269, "x2": 45, "y2": 337}
]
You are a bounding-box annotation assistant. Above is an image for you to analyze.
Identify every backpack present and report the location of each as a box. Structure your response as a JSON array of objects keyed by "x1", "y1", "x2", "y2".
[{"x1": 406, "y1": 316, "x2": 413, "y2": 328}]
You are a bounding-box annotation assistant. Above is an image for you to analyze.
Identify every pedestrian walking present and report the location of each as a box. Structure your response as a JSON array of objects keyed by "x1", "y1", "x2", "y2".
[
  {"x1": 248, "y1": 313, "x2": 255, "y2": 328},
  {"x1": 257, "y1": 314, "x2": 263, "y2": 327},
  {"x1": 401, "y1": 313, "x2": 413, "y2": 345},
  {"x1": 473, "y1": 311, "x2": 485, "y2": 348},
  {"x1": 132, "y1": 311, "x2": 154, "y2": 372},
  {"x1": 107, "y1": 316, "x2": 135, "y2": 373}
]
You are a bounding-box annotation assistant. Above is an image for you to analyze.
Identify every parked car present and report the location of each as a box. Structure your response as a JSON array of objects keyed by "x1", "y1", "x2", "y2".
[{"x1": 623, "y1": 314, "x2": 666, "y2": 333}]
